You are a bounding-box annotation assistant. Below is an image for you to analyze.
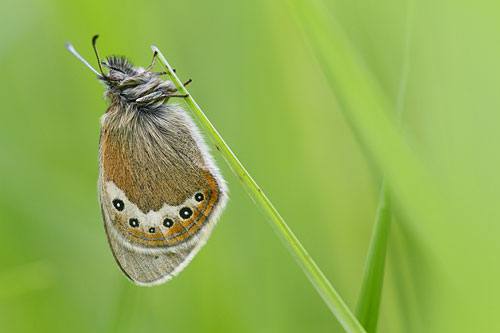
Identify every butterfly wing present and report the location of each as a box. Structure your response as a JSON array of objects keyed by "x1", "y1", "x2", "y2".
[{"x1": 98, "y1": 104, "x2": 227, "y2": 286}]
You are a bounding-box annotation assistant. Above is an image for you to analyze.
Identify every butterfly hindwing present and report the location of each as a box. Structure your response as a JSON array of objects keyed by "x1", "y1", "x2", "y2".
[
  {"x1": 101, "y1": 200, "x2": 216, "y2": 285},
  {"x1": 98, "y1": 104, "x2": 227, "y2": 285}
]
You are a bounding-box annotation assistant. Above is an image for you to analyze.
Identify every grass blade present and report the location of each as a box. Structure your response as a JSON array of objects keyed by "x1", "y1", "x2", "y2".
[
  {"x1": 356, "y1": 3, "x2": 414, "y2": 330},
  {"x1": 152, "y1": 47, "x2": 366, "y2": 332},
  {"x1": 286, "y1": 0, "x2": 448, "y2": 244},
  {"x1": 356, "y1": 181, "x2": 391, "y2": 331}
]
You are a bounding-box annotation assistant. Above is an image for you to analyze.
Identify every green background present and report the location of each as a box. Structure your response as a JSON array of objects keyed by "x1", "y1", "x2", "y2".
[{"x1": 1, "y1": 0, "x2": 499, "y2": 332}]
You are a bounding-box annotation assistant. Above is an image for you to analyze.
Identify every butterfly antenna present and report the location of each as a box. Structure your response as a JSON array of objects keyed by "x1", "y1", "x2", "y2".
[
  {"x1": 64, "y1": 41, "x2": 102, "y2": 77},
  {"x1": 92, "y1": 35, "x2": 107, "y2": 78}
]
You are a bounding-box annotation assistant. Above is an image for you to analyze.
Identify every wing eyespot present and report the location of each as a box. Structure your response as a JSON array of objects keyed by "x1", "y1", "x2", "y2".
[
  {"x1": 195, "y1": 193, "x2": 204, "y2": 202},
  {"x1": 129, "y1": 218, "x2": 139, "y2": 228},
  {"x1": 113, "y1": 199, "x2": 125, "y2": 211},
  {"x1": 163, "y1": 218, "x2": 174, "y2": 228},
  {"x1": 148, "y1": 227, "x2": 155, "y2": 233},
  {"x1": 179, "y1": 207, "x2": 193, "y2": 219}
]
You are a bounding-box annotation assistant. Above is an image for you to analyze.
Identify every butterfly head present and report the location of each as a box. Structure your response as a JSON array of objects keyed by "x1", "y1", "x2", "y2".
[
  {"x1": 100, "y1": 56, "x2": 138, "y2": 83},
  {"x1": 65, "y1": 35, "x2": 176, "y2": 109}
]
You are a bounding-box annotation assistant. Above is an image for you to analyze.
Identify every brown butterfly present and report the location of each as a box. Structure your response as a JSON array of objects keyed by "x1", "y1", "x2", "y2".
[{"x1": 65, "y1": 36, "x2": 228, "y2": 286}]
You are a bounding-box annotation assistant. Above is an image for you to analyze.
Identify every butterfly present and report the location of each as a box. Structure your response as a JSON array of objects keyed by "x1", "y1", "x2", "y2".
[{"x1": 66, "y1": 35, "x2": 228, "y2": 286}]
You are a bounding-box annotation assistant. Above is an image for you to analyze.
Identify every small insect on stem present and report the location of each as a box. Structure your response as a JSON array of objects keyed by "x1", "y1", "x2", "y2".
[{"x1": 65, "y1": 37, "x2": 229, "y2": 287}]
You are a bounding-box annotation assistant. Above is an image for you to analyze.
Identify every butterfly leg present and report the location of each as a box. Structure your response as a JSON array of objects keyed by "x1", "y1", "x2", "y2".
[
  {"x1": 143, "y1": 51, "x2": 158, "y2": 73},
  {"x1": 135, "y1": 91, "x2": 164, "y2": 103},
  {"x1": 164, "y1": 94, "x2": 189, "y2": 98},
  {"x1": 151, "y1": 73, "x2": 191, "y2": 86},
  {"x1": 135, "y1": 92, "x2": 189, "y2": 103}
]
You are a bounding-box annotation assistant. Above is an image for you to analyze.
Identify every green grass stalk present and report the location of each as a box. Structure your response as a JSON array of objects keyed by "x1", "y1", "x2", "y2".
[
  {"x1": 356, "y1": 2, "x2": 413, "y2": 330},
  {"x1": 152, "y1": 46, "x2": 366, "y2": 333},
  {"x1": 287, "y1": 0, "x2": 424, "y2": 331},
  {"x1": 356, "y1": 181, "x2": 391, "y2": 331},
  {"x1": 285, "y1": 0, "x2": 442, "y2": 227}
]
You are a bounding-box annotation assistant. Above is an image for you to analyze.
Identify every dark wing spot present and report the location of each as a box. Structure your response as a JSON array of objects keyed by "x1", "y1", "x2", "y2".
[
  {"x1": 129, "y1": 218, "x2": 139, "y2": 228},
  {"x1": 179, "y1": 207, "x2": 193, "y2": 219},
  {"x1": 195, "y1": 193, "x2": 204, "y2": 202},
  {"x1": 113, "y1": 199, "x2": 124, "y2": 211},
  {"x1": 163, "y1": 218, "x2": 174, "y2": 228}
]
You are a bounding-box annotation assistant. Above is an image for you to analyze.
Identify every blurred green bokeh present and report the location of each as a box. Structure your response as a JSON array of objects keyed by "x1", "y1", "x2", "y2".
[{"x1": 1, "y1": 0, "x2": 500, "y2": 332}]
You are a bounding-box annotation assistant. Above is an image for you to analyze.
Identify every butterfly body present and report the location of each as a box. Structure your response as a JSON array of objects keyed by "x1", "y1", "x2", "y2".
[{"x1": 66, "y1": 38, "x2": 227, "y2": 286}]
